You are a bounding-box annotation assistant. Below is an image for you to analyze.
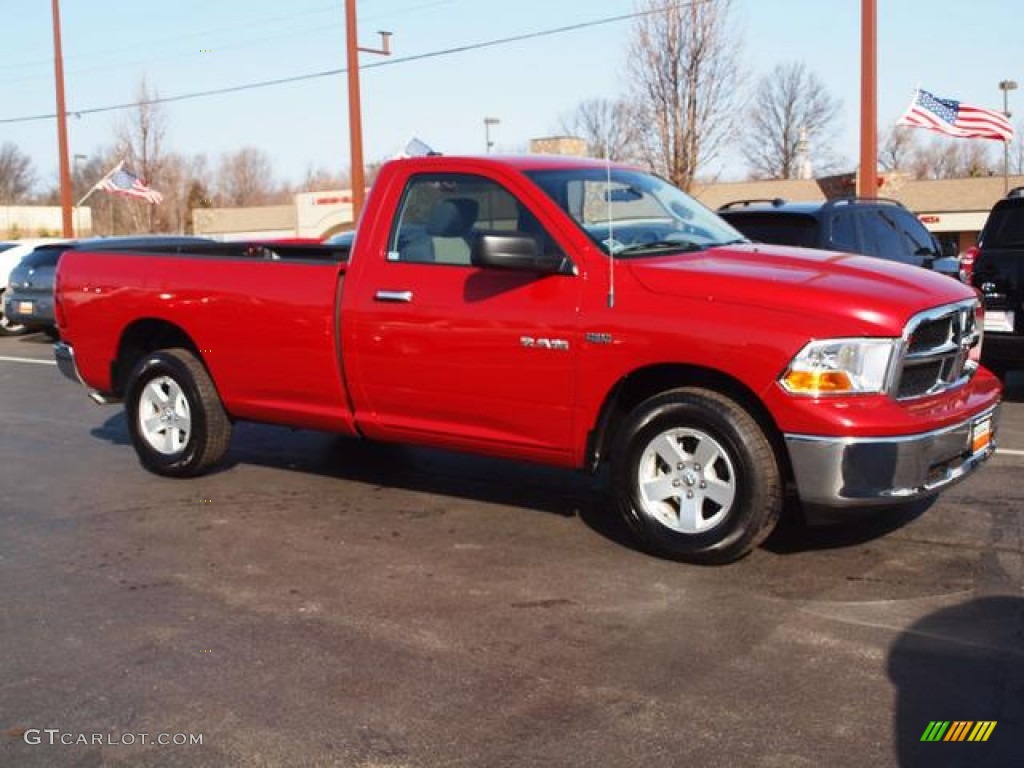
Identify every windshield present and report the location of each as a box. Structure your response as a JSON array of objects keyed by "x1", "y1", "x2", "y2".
[{"x1": 525, "y1": 167, "x2": 746, "y2": 258}]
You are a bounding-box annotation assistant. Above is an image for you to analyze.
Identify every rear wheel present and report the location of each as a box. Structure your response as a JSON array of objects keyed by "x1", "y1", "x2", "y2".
[
  {"x1": 612, "y1": 388, "x2": 781, "y2": 564},
  {"x1": 0, "y1": 289, "x2": 28, "y2": 336},
  {"x1": 126, "y1": 348, "x2": 231, "y2": 477}
]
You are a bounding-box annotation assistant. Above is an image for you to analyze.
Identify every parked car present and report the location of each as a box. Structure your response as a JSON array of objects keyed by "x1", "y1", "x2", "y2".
[
  {"x1": 5, "y1": 236, "x2": 214, "y2": 335},
  {"x1": 0, "y1": 239, "x2": 67, "y2": 335},
  {"x1": 55, "y1": 155, "x2": 1000, "y2": 565},
  {"x1": 969, "y1": 187, "x2": 1024, "y2": 376},
  {"x1": 717, "y1": 197, "x2": 959, "y2": 277},
  {"x1": 324, "y1": 230, "x2": 355, "y2": 247}
]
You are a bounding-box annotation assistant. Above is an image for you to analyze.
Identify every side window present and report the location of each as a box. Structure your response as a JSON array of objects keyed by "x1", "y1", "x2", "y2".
[
  {"x1": 891, "y1": 208, "x2": 935, "y2": 262},
  {"x1": 828, "y1": 213, "x2": 858, "y2": 252},
  {"x1": 388, "y1": 173, "x2": 564, "y2": 266},
  {"x1": 861, "y1": 209, "x2": 909, "y2": 262}
]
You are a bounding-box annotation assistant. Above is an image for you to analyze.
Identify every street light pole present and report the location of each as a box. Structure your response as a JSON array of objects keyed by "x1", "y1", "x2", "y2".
[
  {"x1": 50, "y1": 0, "x2": 74, "y2": 237},
  {"x1": 344, "y1": 0, "x2": 391, "y2": 225},
  {"x1": 999, "y1": 79, "x2": 1018, "y2": 194},
  {"x1": 484, "y1": 117, "x2": 500, "y2": 153}
]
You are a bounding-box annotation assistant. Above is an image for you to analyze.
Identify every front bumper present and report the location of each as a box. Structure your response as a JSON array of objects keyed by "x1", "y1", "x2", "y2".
[{"x1": 785, "y1": 404, "x2": 1000, "y2": 508}]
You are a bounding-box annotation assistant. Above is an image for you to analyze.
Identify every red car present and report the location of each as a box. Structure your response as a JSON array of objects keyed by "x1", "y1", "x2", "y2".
[{"x1": 54, "y1": 155, "x2": 1001, "y2": 564}]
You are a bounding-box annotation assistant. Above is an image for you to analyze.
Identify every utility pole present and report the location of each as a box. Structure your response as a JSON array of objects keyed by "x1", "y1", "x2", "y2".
[
  {"x1": 344, "y1": 0, "x2": 390, "y2": 224},
  {"x1": 859, "y1": 0, "x2": 878, "y2": 198},
  {"x1": 999, "y1": 80, "x2": 1018, "y2": 194},
  {"x1": 51, "y1": 0, "x2": 74, "y2": 237}
]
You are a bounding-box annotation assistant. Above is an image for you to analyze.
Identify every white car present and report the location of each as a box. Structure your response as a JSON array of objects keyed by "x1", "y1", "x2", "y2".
[{"x1": 0, "y1": 239, "x2": 67, "y2": 336}]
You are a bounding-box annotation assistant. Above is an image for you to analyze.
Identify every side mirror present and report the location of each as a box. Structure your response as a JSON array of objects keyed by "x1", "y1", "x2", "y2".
[{"x1": 472, "y1": 232, "x2": 569, "y2": 274}]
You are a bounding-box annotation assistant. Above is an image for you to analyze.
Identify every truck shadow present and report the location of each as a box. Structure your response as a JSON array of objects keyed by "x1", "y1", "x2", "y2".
[
  {"x1": 91, "y1": 413, "x2": 943, "y2": 560},
  {"x1": 763, "y1": 497, "x2": 933, "y2": 555},
  {"x1": 90, "y1": 412, "x2": 642, "y2": 553},
  {"x1": 998, "y1": 370, "x2": 1023, "y2": 403},
  {"x1": 887, "y1": 595, "x2": 1024, "y2": 767}
]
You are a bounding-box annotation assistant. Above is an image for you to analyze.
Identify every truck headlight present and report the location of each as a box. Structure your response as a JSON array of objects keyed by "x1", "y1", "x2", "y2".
[{"x1": 781, "y1": 338, "x2": 898, "y2": 395}]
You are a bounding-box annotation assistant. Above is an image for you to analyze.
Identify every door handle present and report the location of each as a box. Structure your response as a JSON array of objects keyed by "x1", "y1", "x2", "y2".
[{"x1": 374, "y1": 290, "x2": 413, "y2": 303}]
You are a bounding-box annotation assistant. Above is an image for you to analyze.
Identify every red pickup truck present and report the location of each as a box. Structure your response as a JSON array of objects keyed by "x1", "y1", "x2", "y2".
[{"x1": 54, "y1": 155, "x2": 1001, "y2": 564}]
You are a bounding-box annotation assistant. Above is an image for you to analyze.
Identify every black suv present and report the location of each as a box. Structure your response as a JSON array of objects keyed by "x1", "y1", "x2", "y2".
[
  {"x1": 970, "y1": 187, "x2": 1024, "y2": 376},
  {"x1": 717, "y1": 197, "x2": 957, "y2": 276}
]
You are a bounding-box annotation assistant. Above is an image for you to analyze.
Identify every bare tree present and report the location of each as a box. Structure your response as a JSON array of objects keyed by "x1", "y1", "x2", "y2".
[
  {"x1": 0, "y1": 142, "x2": 36, "y2": 203},
  {"x1": 878, "y1": 124, "x2": 918, "y2": 172},
  {"x1": 300, "y1": 164, "x2": 349, "y2": 192},
  {"x1": 741, "y1": 61, "x2": 840, "y2": 179},
  {"x1": 559, "y1": 98, "x2": 642, "y2": 162},
  {"x1": 216, "y1": 147, "x2": 280, "y2": 206},
  {"x1": 113, "y1": 78, "x2": 169, "y2": 233},
  {"x1": 909, "y1": 138, "x2": 996, "y2": 180},
  {"x1": 628, "y1": 0, "x2": 742, "y2": 191}
]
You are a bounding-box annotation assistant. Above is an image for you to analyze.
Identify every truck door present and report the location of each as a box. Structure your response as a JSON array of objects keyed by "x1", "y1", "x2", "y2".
[{"x1": 345, "y1": 172, "x2": 582, "y2": 466}]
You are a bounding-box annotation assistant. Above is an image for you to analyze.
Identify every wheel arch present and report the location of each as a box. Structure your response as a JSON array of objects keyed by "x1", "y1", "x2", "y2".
[
  {"x1": 112, "y1": 318, "x2": 203, "y2": 398},
  {"x1": 586, "y1": 364, "x2": 791, "y2": 483}
]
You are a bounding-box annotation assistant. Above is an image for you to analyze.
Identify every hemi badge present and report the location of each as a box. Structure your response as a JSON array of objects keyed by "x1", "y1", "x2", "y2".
[{"x1": 585, "y1": 332, "x2": 613, "y2": 345}]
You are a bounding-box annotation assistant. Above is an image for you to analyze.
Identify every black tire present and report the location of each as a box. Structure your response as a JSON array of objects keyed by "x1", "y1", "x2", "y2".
[
  {"x1": 612, "y1": 387, "x2": 781, "y2": 564},
  {"x1": 125, "y1": 348, "x2": 231, "y2": 477},
  {"x1": 0, "y1": 289, "x2": 29, "y2": 336}
]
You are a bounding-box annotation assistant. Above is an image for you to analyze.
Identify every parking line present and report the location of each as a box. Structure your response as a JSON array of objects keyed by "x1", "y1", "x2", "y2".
[
  {"x1": 0, "y1": 355, "x2": 56, "y2": 366},
  {"x1": 997, "y1": 448, "x2": 1024, "y2": 457}
]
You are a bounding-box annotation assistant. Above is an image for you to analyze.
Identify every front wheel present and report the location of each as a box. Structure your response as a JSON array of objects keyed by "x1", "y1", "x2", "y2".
[
  {"x1": 126, "y1": 348, "x2": 232, "y2": 477},
  {"x1": 612, "y1": 388, "x2": 782, "y2": 564},
  {"x1": 0, "y1": 289, "x2": 28, "y2": 336}
]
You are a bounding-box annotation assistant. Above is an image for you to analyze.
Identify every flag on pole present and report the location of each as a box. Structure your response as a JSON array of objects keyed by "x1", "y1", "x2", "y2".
[
  {"x1": 96, "y1": 163, "x2": 164, "y2": 204},
  {"x1": 897, "y1": 89, "x2": 1014, "y2": 142}
]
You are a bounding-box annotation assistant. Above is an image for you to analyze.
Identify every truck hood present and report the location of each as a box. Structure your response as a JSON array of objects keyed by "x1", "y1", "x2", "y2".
[{"x1": 627, "y1": 243, "x2": 976, "y2": 335}]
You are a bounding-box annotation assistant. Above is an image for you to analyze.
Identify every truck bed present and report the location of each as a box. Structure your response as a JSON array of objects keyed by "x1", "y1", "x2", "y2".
[{"x1": 57, "y1": 244, "x2": 357, "y2": 434}]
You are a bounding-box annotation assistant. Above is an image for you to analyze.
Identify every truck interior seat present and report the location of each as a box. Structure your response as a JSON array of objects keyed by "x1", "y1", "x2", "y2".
[{"x1": 426, "y1": 197, "x2": 479, "y2": 265}]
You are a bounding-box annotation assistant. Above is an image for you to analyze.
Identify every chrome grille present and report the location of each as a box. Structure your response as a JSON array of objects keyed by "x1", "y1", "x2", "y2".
[{"x1": 894, "y1": 300, "x2": 980, "y2": 400}]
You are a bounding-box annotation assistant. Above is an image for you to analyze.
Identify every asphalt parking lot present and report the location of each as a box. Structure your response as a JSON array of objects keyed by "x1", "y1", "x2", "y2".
[{"x1": 1, "y1": 332, "x2": 1022, "y2": 768}]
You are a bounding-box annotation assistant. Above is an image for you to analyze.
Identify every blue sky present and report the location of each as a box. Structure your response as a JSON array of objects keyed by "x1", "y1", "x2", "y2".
[{"x1": 1, "y1": 0, "x2": 1021, "y2": 189}]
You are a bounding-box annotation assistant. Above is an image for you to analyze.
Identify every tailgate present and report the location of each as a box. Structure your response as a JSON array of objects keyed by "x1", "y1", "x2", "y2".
[{"x1": 975, "y1": 245, "x2": 1023, "y2": 334}]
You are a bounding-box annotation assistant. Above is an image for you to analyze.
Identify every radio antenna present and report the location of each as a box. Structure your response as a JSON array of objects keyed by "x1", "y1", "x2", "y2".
[{"x1": 605, "y1": 144, "x2": 615, "y2": 308}]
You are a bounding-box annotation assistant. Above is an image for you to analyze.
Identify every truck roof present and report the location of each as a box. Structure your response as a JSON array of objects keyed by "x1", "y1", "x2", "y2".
[{"x1": 387, "y1": 154, "x2": 632, "y2": 173}]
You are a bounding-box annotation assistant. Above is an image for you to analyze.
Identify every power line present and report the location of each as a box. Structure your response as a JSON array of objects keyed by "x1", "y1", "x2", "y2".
[
  {"x1": 0, "y1": 2, "x2": 704, "y2": 126},
  {"x1": 0, "y1": 0, "x2": 455, "y2": 80}
]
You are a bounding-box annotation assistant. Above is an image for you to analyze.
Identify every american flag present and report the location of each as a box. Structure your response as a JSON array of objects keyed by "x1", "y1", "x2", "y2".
[
  {"x1": 96, "y1": 166, "x2": 164, "y2": 204},
  {"x1": 897, "y1": 89, "x2": 1014, "y2": 142}
]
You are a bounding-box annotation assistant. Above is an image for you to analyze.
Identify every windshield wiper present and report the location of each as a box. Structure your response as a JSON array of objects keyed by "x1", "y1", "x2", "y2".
[{"x1": 614, "y1": 240, "x2": 704, "y2": 256}]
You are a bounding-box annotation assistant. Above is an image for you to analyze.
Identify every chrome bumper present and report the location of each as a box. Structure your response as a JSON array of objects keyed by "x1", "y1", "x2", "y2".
[
  {"x1": 54, "y1": 341, "x2": 83, "y2": 384},
  {"x1": 54, "y1": 341, "x2": 118, "y2": 404},
  {"x1": 785, "y1": 404, "x2": 1000, "y2": 508}
]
